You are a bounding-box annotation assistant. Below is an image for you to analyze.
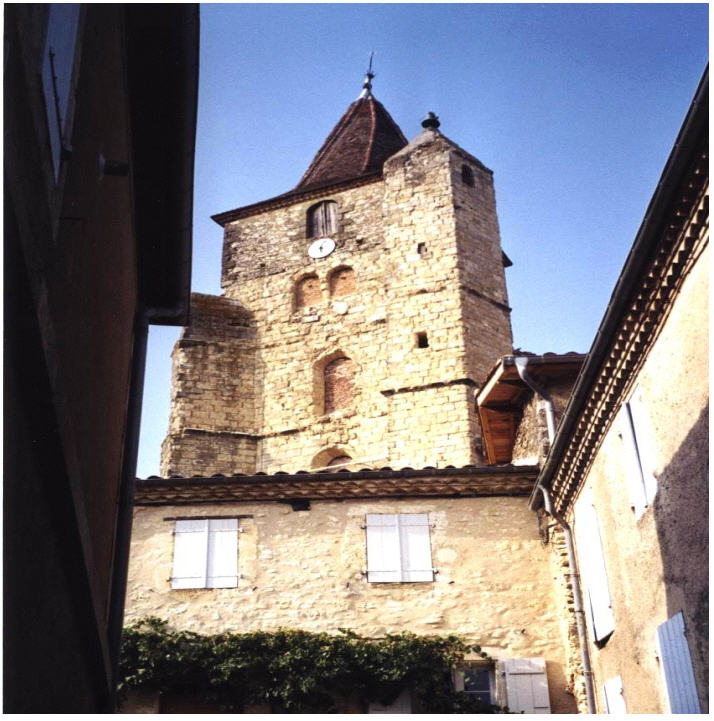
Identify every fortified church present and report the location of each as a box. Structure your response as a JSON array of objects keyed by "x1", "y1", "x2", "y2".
[{"x1": 124, "y1": 69, "x2": 709, "y2": 715}]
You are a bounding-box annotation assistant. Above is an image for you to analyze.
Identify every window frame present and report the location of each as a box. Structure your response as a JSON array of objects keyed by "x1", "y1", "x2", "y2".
[
  {"x1": 365, "y1": 513, "x2": 434, "y2": 583},
  {"x1": 307, "y1": 200, "x2": 338, "y2": 239},
  {"x1": 454, "y1": 664, "x2": 496, "y2": 706},
  {"x1": 171, "y1": 518, "x2": 239, "y2": 590}
]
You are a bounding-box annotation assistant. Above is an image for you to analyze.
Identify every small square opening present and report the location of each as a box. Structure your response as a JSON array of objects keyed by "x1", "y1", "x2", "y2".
[
  {"x1": 415, "y1": 332, "x2": 429, "y2": 349},
  {"x1": 417, "y1": 242, "x2": 427, "y2": 256}
]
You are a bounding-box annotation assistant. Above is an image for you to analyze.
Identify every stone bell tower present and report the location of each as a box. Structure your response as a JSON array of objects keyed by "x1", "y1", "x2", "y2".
[{"x1": 161, "y1": 73, "x2": 513, "y2": 476}]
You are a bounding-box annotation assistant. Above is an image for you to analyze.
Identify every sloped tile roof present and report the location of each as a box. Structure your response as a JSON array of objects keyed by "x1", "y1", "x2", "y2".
[
  {"x1": 135, "y1": 464, "x2": 539, "y2": 505},
  {"x1": 295, "y1": 95, "x2": 407, "y2": 191}
]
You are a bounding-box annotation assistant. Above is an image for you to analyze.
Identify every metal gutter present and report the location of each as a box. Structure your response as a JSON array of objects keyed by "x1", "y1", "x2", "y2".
[{"x1": 530, "y1": 66, "x2": 708, "y2": 512}]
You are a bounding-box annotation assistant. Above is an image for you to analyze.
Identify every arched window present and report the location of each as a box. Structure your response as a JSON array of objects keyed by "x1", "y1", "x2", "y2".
[
  {"x1": 329, "y1": 266, "x2": 355, "y2": 298},
  {"x1": 311, "y1": 447, "x2": 354, "y2": 468},
  {"x1": 324, "y1": 356, "x2": 354, "y2": 413},
  {"x1": 295, "y1": 274, "x2": 321, "y2": 308},
  {"x1": 307, "y1": 200, "x2": 338, "y2": 238},
  {"x1": 461, "y1": 164, "x2": 475, "y2": 187},
  {"x1": 326, "y1": 454, "x2": 352, "y2": 467}
]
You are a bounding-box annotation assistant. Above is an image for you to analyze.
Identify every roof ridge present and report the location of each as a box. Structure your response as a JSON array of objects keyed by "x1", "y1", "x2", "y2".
[{"x1": 362, "y1": 97, "x2": 378, "y2": 174}]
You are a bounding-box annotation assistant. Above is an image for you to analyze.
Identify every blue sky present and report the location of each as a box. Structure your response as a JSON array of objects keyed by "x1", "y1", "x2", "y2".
[{"x1": 137, "y1": 3, "x2": 708, "y2": 477}]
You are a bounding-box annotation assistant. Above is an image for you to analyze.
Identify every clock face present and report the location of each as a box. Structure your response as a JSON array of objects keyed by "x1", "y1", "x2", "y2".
[{"x1": 307, "y1": 237, "x2": 335, "y2": 259}]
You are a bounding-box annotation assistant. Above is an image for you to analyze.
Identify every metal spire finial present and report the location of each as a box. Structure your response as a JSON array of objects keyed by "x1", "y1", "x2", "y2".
[{"x1": 359, "y1": 51, "x2": 375, "y2": 99}]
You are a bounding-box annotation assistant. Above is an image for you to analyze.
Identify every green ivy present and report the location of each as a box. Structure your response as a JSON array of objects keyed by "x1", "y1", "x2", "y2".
[{"x1": 119, "y1": 617, "x2": 508, "y2": 713}]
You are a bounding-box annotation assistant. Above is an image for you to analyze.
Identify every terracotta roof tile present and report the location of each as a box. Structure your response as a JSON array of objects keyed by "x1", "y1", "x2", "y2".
[{"x1": 136, "y1": 464, "x2": 540, "y2": 505}]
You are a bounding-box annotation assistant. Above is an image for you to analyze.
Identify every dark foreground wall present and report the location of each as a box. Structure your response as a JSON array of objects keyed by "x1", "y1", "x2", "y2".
[{"x1": 4, "y1": 5, "x2": 198, "y2": 711}]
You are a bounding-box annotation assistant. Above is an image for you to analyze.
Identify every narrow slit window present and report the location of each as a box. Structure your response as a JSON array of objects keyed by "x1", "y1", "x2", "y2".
[
  {"x1": 461, "y1": 164, "x2": 475, "y2": 187},
  {"x1": 416, "y1": 332, "x2": 429, "y2": 348}
]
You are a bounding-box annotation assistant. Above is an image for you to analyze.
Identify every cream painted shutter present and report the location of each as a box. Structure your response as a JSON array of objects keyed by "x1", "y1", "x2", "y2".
[
  {"x1": 621, "y1": 404, "x2": 648, "y2": 517},
  {"x1": 366, "y1": 514, "x2": 401, "y2": 582},
  {"x1": 603, "y1": 676, "x2": 626, "y2": 713},
  {"x1": 502, "y1": 658, "x2": 550, "y2": 713},
  {"x1": 172, "y1": 519, "x2": 209, "y2": 588},
  {"x1": 656, "y1": 612, "x2": 701, "y2": 713},
  {"x1": 627, "y1": 389, "x2": 657, "y2": 504},
  {"x1": 398, "y1": 514, "x2": 433, "y2": 582},
  {"x1": 574, "y1": 488, "x2": 615, "y2": 643},
  {"x1": 206, "y1": 518, "x2": 238, "y2": 588}
]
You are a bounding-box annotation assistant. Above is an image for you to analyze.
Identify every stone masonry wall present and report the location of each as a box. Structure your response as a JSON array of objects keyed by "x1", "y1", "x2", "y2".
[
  {"x1": 161, "y1": 130, "x2": 513, "y2": 475},
  {"x1": 450, "y1": 150, "x2": 513, "y2": 385},
  {"x1": 124, "y1": 495, "x2": 576, "y2": 713},
  {"x1": 512, "y1": 378, "x2": 580, "y2": 465},
  {"x1": 161, "y1": 294, "x2": 259, "y2": 476}
]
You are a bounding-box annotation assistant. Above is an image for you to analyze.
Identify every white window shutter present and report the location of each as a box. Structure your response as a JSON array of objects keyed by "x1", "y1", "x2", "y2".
[
  {"x1": 366, "y1": 515, "x2": 401, "y2": 582},
  {"x1": 398, "y1": 514, "x2": 433, "y2": 582},
  {"x1": 172, "y1": 519, "x2": 208, "y2": 589},
  {"x1": 575, "y1": 489, "x2": 615, "y2": 642},
  {"x1": 368, "y1": 689, "x2": 411, "y2": 714},
  {"x1": 603, "y1": 676, "x2": 626, "y2": 713},
  {"x1": 656, "y1": 612, "x2": 701, "y2": 713},
  {"x1": 503, "y1": 658, "x2": 550, "y2": 714},
  {"x1": 621, "y1": 405, "x2": 648, "y2": 516},
  {"x1": 628, "y1": 390, "x2": 657, "y2": 504},
  {"x1": 206, "y1": 519, "x2": 238, "y2": 588}
]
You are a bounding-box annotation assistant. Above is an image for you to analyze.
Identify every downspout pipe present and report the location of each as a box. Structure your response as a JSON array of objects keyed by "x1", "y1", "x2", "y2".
[
  {"x1": 512, "y1": 357, "x2": 596, "y2": 712},
  {"x1": 512, "y1": 356, "x2": 556, "y2": 443},
  {"x1": 538, "y1": 484, "x2": 596, "y2": 714}
]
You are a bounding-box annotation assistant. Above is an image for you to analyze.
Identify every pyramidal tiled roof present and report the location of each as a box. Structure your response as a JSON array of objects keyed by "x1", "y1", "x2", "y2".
[{"x1": 295, "y1": 93, "x2": 408, "y2": 191}]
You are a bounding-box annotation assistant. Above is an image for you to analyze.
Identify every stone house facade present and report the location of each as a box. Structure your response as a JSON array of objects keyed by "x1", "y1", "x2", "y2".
[
  {"x1": 122, "y1": 69, "x2": 708, "y2": 714},
  {"x1": 476, "y1": 70, "x2": 709, "y2": 713}
]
